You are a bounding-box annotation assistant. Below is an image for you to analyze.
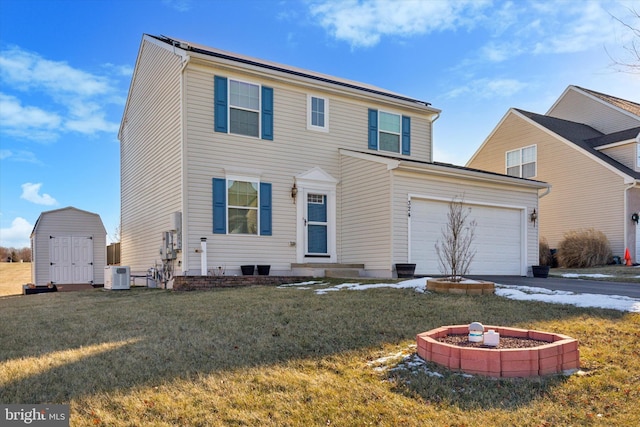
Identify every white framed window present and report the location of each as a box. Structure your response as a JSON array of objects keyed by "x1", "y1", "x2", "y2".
[
  {"x1": 229, "y1": 79, "x2": 260, "y2": 137},
  {"x1": 636, "y1": 143, "x2": 640, "y2": 168},
  {"x1": 227, "y1": 178, "x2": 259, "y2": 234},
  {"x1": 506, "y1": 145, "x2": 537, "y2": 178},
  {"x1": 379, "y1": 111, "x2": 401, "y2": 153},
  {"x1": 307, "y1": 95, "x2": 328, "y2": 131}
]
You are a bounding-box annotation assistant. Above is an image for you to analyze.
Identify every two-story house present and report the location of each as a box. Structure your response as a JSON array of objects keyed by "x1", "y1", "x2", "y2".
[
  {"x1": 119, "y1": 34, "x2": 548, "y2": 283},
  {"x1": 468, "y1": 85, "x2": 640, "y2": 262}
]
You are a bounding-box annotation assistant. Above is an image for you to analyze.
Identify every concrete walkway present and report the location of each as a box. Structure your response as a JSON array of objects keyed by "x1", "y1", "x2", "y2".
[{"x1": 468, "y1": 275, "x2": 640, "y2": 299}]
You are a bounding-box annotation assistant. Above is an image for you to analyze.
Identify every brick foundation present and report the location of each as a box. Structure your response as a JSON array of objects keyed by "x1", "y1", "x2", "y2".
[
  {"x1": 173, "y1": 275, "x2": 311, "y2": 291},
  {"x1": 416, "y1": 325, "x2": 579, "y2": 378}
]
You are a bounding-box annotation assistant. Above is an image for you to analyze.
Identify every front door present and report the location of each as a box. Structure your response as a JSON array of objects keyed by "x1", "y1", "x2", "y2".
[{"x1": 306, "y1": 193, "x2": 328, "y2": 256}]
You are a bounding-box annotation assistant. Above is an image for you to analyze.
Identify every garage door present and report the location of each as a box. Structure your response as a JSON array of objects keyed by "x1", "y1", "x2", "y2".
[{"x1": 410, "y1": 199, "x2": 524, "y2": 275}]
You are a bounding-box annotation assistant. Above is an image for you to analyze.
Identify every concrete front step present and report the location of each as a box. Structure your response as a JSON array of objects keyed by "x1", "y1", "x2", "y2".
[{"x1": 291, "y1": 263, "x2": 365, "y2": 278}]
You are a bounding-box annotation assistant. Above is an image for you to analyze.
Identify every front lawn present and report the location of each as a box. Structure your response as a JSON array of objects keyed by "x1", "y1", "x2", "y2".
[{"x1": 1, "y1": 283, "x2": 638, "y2": 426}]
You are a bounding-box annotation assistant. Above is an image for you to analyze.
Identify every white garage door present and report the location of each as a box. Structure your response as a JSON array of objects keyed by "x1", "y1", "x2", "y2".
[{"x1": 410, "y1": 199, "x2": 524, "y2": 275}]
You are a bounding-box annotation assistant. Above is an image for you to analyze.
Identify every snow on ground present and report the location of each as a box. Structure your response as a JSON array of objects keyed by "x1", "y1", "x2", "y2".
[
  {"x1": 279, "y1": 277, "x2": 640, "y2": 313},
  {"x1": 561, "y1": 273, "x2": 614, "y2": 278}
]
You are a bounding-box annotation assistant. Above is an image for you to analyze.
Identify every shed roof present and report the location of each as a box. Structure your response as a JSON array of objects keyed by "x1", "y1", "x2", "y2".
[{"x1": 31, "y1": 206, "x2": 106, "y2": 237}]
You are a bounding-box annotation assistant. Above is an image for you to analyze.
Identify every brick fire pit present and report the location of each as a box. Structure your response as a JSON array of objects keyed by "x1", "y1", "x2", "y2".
[{"x1": 416, "y1": 325, "x2": 579, "y2": 378}]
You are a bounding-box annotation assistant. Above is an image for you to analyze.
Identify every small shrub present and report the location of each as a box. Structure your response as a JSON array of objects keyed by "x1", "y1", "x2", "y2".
[
  {"x1": 556, "y1": 228, "x2": 612, "y2": 268},
  {"x1": 539, "y1": 237, "x2": 552, "y2": 266}
]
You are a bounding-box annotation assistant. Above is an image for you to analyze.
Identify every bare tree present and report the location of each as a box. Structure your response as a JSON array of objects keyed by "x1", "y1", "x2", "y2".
[
  {"x1": 607, "y1": 7, "x2": 640, "y2": 73},
  {"x1": 434, "y1": 196, "x2": 477, "y2": 282}
]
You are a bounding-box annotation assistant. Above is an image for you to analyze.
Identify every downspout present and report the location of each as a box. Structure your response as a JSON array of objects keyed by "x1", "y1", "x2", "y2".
[{"x1": 178, "y1": 52, "x2": 190, "y2": 275}]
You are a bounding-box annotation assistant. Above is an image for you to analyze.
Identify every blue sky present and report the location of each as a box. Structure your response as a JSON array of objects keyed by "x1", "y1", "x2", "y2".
[{"x1": 1, "y1": 0, "x2": 639, "y2": 248}]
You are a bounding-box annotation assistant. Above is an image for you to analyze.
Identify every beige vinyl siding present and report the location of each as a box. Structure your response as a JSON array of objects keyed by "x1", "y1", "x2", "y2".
[
  {"x1": 120, "y1": 40, "x2": 183, "y2": 272},
  {"x1": 31, "y1": 208, "x2": 106, "y2": 286},
  {"x1": 468, "y1": 112, "x2": 627, "y2": 257},
  {"x1": 391, "y1": 170, "x2": 539, "y2": 269},
  {"x1": 548, "y1": 89, "x2": 640, "y2": 134},
  {"x1": 600, "y1": 143, "x2": 637, "y2": 170},
  {"x1": 339, "y1": 154, "x2": 393, "y2": 274},
  {"x1": 180, "y1": 62, "x2": 434, "y2": 272}
]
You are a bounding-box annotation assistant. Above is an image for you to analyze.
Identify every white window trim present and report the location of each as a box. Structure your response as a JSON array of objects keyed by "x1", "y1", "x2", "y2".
[
  {"x1": 378, "y1": 109, "x2": 402, "y2": 154},
  {"x1": 506, "y1": 144, "x2": 537, "y2": 178},
  {"x1": 228, "y1": 77, "x2": 262, "y2": 139},
  {"x1": 636, "y1": 142, "x2": 640, "y2": 169},
  {"x1": 307, "y1": 94, "x2": 329, "y2": 132},
  {"x1": 225, "y1": 174, "x2": 260, "y2": 236}
]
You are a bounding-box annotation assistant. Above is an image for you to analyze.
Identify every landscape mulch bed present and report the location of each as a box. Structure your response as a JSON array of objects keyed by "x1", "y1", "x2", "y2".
[{"x1": 438, "y1": 334, "x2": 550, "y2": 349}]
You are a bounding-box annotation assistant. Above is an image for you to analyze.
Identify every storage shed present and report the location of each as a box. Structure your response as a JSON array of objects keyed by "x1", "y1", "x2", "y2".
[{"x1": 30, "y1": 207, "x2": 107, "y2": 288}]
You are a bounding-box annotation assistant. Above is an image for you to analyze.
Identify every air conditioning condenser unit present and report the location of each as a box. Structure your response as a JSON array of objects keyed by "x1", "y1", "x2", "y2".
[{"x1": 104, "y1": 266, "x2": 130, "y2": 290}]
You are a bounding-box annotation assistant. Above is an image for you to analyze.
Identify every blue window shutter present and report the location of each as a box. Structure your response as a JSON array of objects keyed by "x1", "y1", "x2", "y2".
[
  {"x1": 212, "y1": 178, "x2": 226, "y2": 234},
  {"x1": 261, "y1": 86, "x2": 273, "y2": 140},
  {"x1": 259, "y1": 182, "x2": 272, "y2": 235},
  {"x1": 368, "y1": 109, "x2": 378, "y2": 150},
  {"x1": 214, "y1": 76, "x2": 228, "y2": 133},
  {"x1": 402, "y1": 115, "x2": 411, "y2": 155}
]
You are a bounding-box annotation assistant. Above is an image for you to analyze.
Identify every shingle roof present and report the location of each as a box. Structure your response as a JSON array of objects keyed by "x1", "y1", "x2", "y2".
[
  {"x1": 516, "y1": 109, "x2": 640, "y2": 180},
  {"x1": 150, "y1": 34, "x2": 435, "y2": 108},
  {"x1": 575, "y1": 86, "x2": 640, "y2": 117},
  {"x1": 584, "y1": 126, "x2": 640, "y2": 148}
]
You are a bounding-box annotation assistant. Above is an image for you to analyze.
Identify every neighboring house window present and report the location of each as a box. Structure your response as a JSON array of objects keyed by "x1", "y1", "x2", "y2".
[
  {"x1": 506, "y1": 145, "x2": 537, "y2": 178},
  {"x1": 636, "y1": 143, "x2": 640, "y2": 168},
  {"x1": 214, "y1": 76, "x2": 273, "y2": 140},
  {"x1": 368, "y1": 109, "x2": 411, "y2": 155},
  {"x1": 307, "y1": 95, "x2": 328, "y2": 131},
  {"x1": 212, "y1": 178, "x2": 272, "y2": 235}
]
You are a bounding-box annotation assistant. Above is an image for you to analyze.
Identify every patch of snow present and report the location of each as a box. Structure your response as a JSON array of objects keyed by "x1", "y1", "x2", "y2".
[
  {"x1": 561, "y1": 273, "x2": 614, "y2": 278},
  {"x1": 495, "y1": 284, "x2": 640, "y2": 313}
]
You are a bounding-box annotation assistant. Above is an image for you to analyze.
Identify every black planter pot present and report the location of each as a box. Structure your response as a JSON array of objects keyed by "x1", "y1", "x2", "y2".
[
  {"x1": 395, "y1": 263, "x2": 416, "y2": 278},
  {"x1": 532, "y1": 265, "x2": 550, "y2": 278},
  {"x1": 257, "y1": 265, "x2": 271, "y2": 275},
  {"x1": 241, "y1": 265, "x2": 255, "y2": 275}
]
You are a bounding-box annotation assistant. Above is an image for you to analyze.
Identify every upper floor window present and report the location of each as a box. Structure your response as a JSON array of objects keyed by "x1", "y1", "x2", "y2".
[
  {"x1": 368, "y1": 109, "x2": 411, "y2": 155},
  {"x1": 230, "y1": 80, "x2": 260, "y2": 138},
  {"x1": 214, "y1": 75, "x2": 273, "y2": 140},
  {"x1": 307, "y1": 95, "x2": 328, "y2": 131},
  {"x1": 636, "y1": 143, "x2": 640, "y2": 168},
  {"x1": 506, "y1": 145, "x2": 536, "y2": 178}
]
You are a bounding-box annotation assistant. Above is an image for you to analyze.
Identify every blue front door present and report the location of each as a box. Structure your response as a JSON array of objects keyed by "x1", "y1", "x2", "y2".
[{"x1": 306, "y1": 193, "x2": 328, "y2": 255}]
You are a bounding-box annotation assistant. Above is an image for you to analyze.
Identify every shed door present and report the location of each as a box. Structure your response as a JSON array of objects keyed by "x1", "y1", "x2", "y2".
[
  {"x1": 410, "y1": 199, "x2": 524, "y2": 275},
  {"x1": 50, "y1": 236, "x2": 94, "y2": 284}
]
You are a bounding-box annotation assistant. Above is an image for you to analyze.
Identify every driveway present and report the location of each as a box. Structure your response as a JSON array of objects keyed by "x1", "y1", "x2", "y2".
[{"x1": 469, "y1": 275, "x2": 640, "y2": 299}]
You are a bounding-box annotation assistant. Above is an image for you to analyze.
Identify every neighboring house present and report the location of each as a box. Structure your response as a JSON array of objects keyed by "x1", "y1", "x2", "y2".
[
  {"x1": 30, "y1": 206, "x2": 107, "y2": 287},
  {"x1": 119, "y1": 34, "x2": 548, "y2": 281},
  {"x1": 468, "y1": 85, "x2": 640, "y2": 262}
]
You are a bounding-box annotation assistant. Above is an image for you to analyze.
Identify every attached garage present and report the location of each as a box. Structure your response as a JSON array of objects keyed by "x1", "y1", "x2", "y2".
[
  {"x1": 410, "y1": 198, "x2": 525, "y2": 275},
  {"x1": 30, "y1": 207, "x2": 107, "y2": 287}
]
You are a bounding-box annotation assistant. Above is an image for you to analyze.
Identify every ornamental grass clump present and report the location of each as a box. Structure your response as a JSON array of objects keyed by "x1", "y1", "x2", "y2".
[
  {"x1": 557, "y1": 228, "x2": 612, "y2": 268},
  {"x1": 539, "y1": 237, "x2": 553, "y2": 266}
]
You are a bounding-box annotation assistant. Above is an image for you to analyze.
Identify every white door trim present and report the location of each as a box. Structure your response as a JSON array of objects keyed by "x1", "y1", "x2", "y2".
[{"x1": 295, "y1": 167, "x2": 339, "y2": 263}]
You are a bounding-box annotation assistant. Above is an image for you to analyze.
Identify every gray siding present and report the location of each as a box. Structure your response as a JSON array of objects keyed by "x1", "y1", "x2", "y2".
[
  {"x1": 548, "y1": 89, "x2": 640, "y2": 134},
  {"x1": 31, "y1": 208, "x2": 106, "y2": 286},
  {"x1": 120, "y1": 39, "x2": 184, "y2": 272},
  {"x1": 180, "y1": 62, "x2": 434, "y2": 273},
  {"x1": 339, "y1": 154, "x2": 393, "y2": 274},
  {"x1": 600, "y1": 143, "x2": 636, "y2": 170}
]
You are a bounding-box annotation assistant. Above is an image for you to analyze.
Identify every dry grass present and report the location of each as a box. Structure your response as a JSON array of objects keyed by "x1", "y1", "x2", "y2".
[
  {"x1": 557, "y1": 228, "x2": 613, "y2": 268},
  {"x1": 0, "y1": 262, "x2": 31, "y2": 296},
  {"x1": 1, "y1": 283, "x2": 639, "y2": 426}
]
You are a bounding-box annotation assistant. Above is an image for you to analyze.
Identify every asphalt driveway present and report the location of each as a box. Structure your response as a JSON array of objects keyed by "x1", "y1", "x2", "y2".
[{"x1": 469, "y1": 275, "x2": 640, "y2": 299}]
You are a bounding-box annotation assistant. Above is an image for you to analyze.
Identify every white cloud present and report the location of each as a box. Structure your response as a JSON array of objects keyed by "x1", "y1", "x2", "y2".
[
  {"x1": 443, "y1": 78, "x2": 528, "y2": 99},
  {"x1": 0, "y1": 217, "x2": 33, "y2": 248},
  {"x1": 0, "y1": 93, "x2": 61, "y2": 141},
  {"x1": 20, "y1": 183, "x2": 57, "y2": 206},
  {"x1": 162, "y1": 0, "x2": 192, "y2": 12},
  {"x1": 0, "y1": 46, "x2": 125, "y2": 141},
  {"x1": 309, "y1": 0, "x2": 490, "y2": 48},
  {"x1": 0, "y1": 149, "x2": 41, "y2": 164}
]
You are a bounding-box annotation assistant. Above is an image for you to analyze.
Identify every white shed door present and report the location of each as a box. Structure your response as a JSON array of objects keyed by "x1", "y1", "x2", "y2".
[
  {"x1": 50, "y1": 236, "x2": 94, "y2": 284},
  {"x1": 410, "y1": 200, "x2": 523, "y2": 275}
]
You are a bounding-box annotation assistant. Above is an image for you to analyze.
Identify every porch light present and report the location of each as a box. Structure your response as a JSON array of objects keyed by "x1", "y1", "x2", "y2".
[
  {"x1": 530, "y1": 208, "x2": 538, "y2": 227},
  {"x1": 632, "y1": 213, "x2": 639, "y2": 223},
  {"x1": 291, "y1": 181, "x2": 298, "y2": 203}
]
